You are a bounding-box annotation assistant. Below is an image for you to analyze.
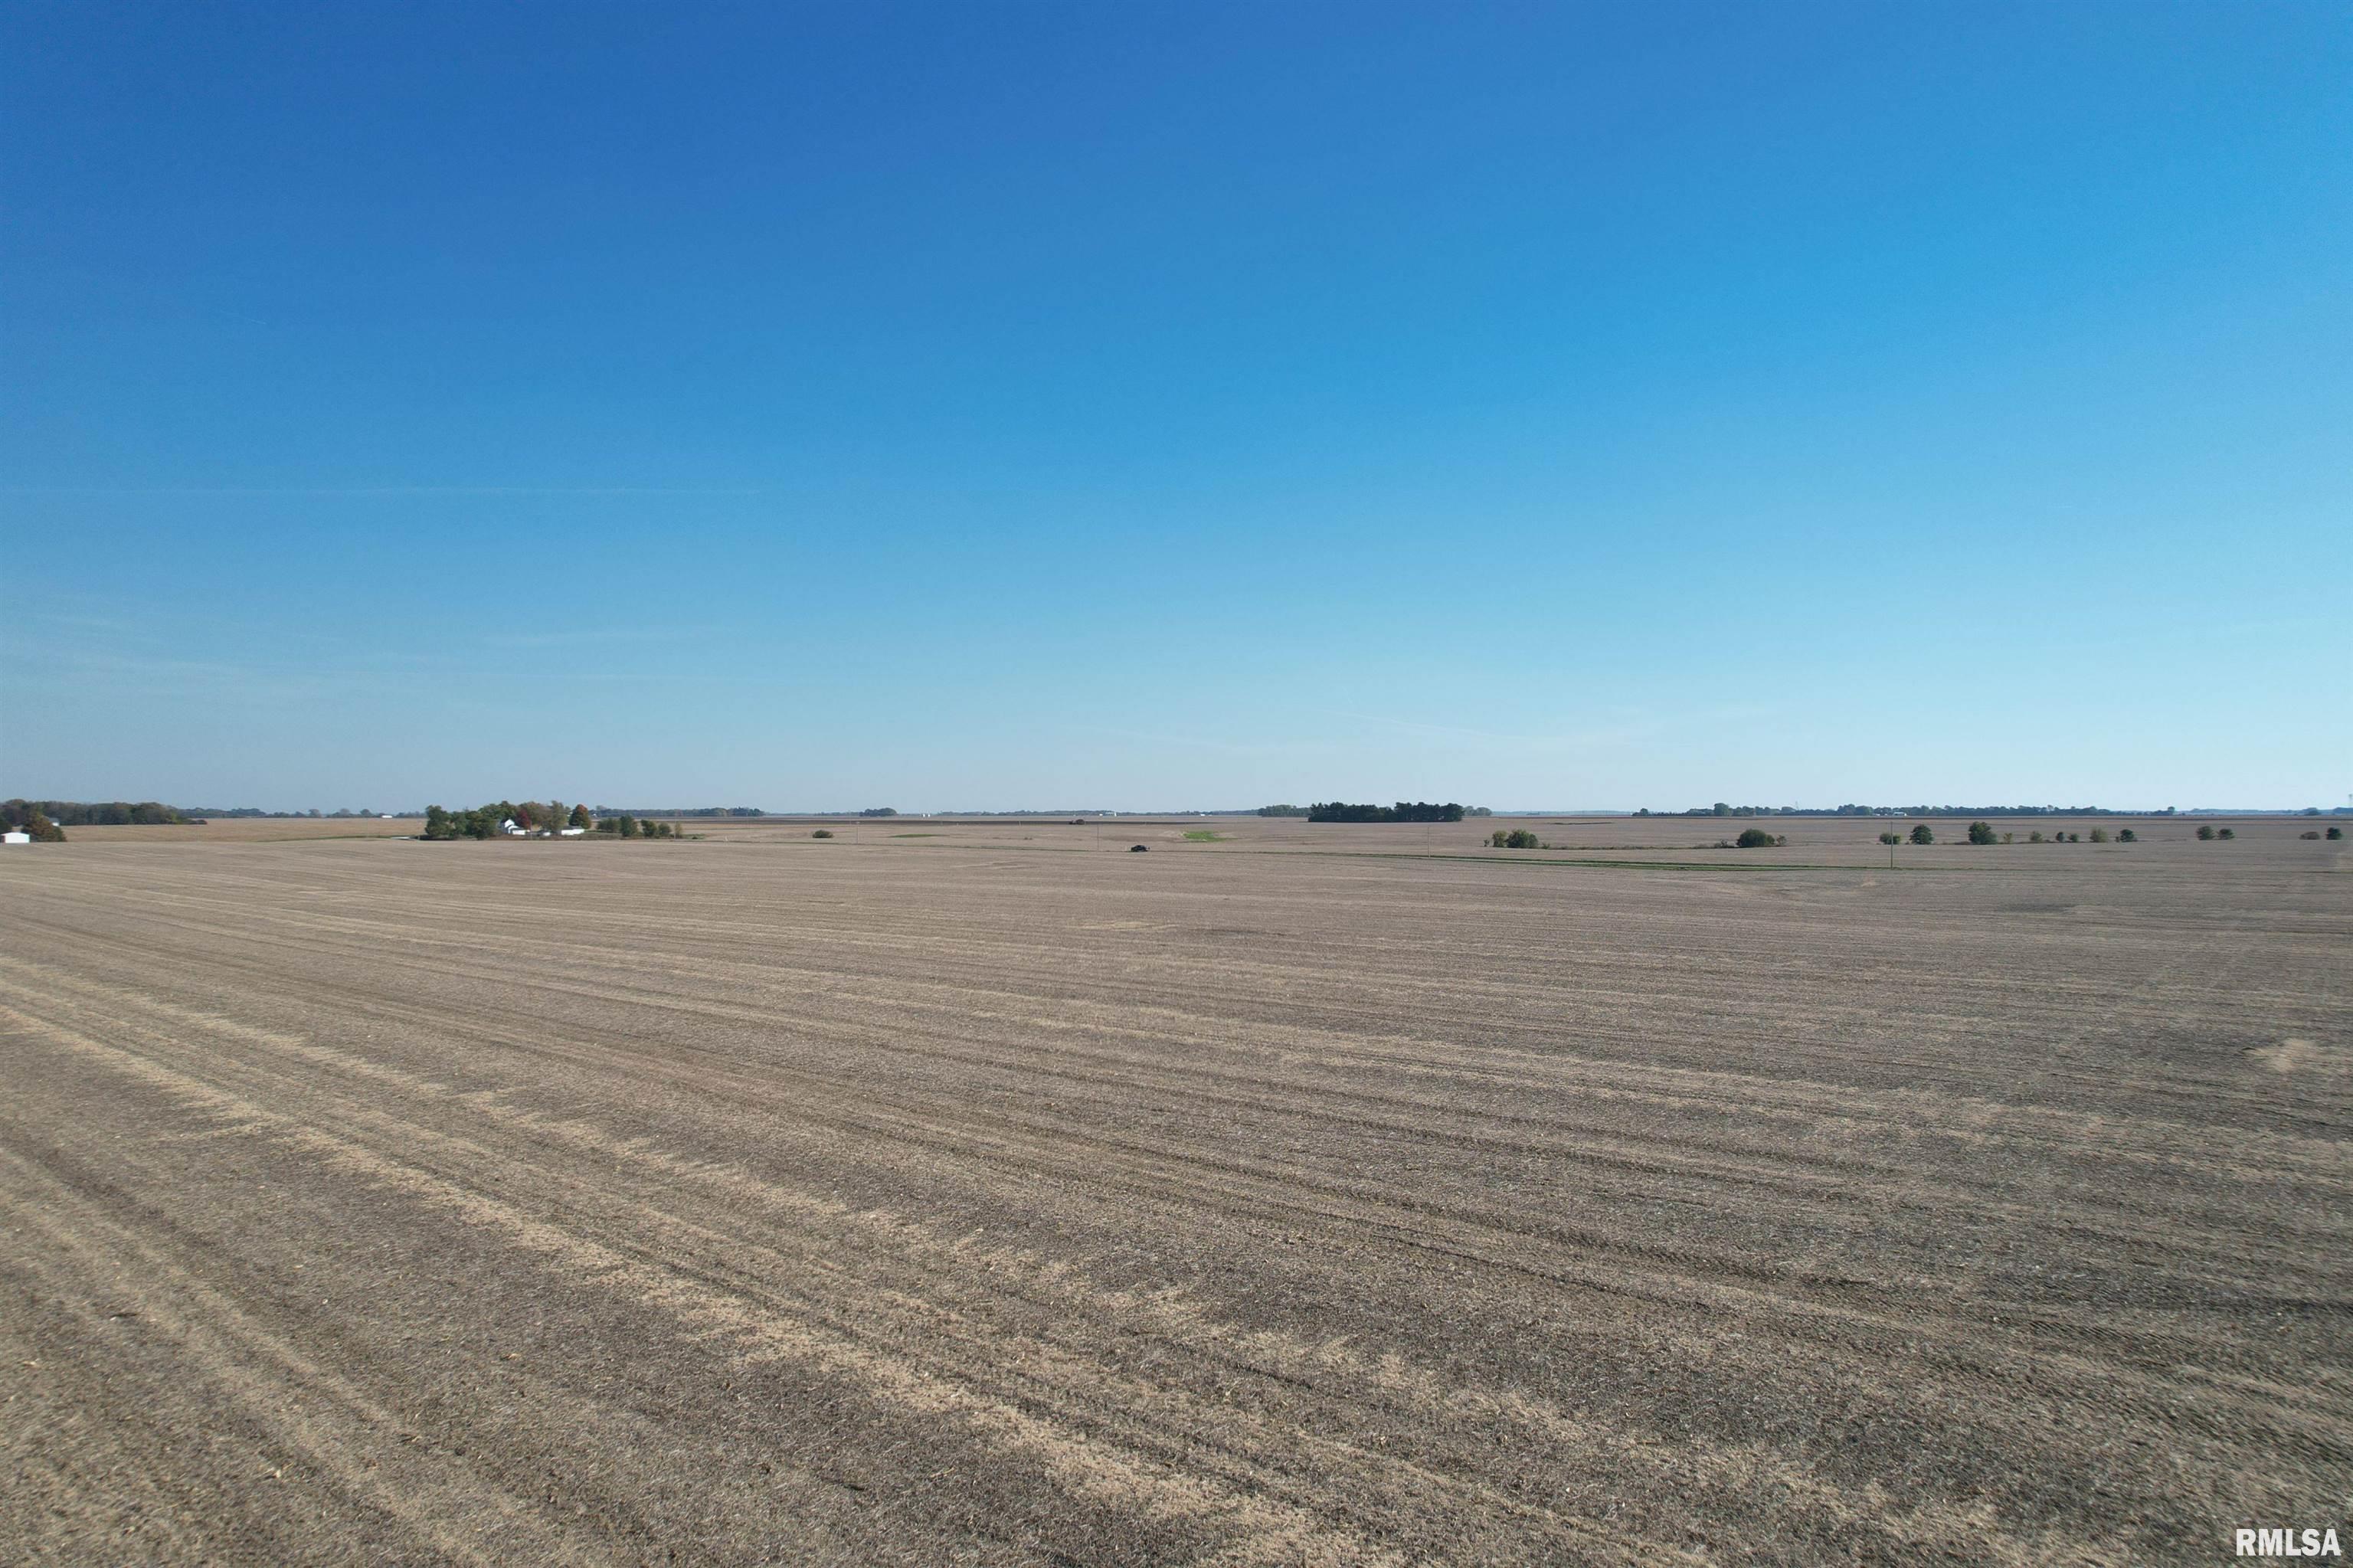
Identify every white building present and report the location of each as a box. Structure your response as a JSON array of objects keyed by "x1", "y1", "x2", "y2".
[
  {"x1": 559, "y1": 827, "x2": 586, "y2": 836},
  {"x1": 2, "y1": 830, "x2": 30, "y2": 845}
]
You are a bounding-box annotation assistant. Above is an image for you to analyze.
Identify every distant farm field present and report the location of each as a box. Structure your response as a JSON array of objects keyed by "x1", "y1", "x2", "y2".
[
  {"x1": 54, "y1": 815, "x2": 427, "y2": 843},
  {"x1": 2, "y1": 821, "x2": 2347, "y2": 1564}
]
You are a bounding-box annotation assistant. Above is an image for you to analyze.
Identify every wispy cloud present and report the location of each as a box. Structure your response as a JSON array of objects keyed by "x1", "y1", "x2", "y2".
[
  {"x1": 1346, "y1": 704, "x2": 1777, "y2": 752},
  {"x1": 483, "y1": 627, "x2": 713, "y2": 650},
  {"x1": 1074, "y1": 725, "x2": 1314, "y2": 758},
  {"x1": 0, "y1": 486, "x2": 769, "y2": 497}
]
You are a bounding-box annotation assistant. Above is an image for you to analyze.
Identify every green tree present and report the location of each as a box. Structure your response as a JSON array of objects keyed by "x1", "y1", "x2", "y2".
[
  {"x1": 2116, "y1": 829, "x2": 2135, "y2": 843},
  {"x1": 1910, "y1": 823, "x2": 1935, "y2": 845},
  {"x1": 2217, "y1": 827, "x2": 2234, "y2": 840},
  {"x1": 2088, "y1": 827, "x2": 2109, "y2": 843},
  {"x1": 568, "y1": 803, "x2": 592, "y2": 830},
  {"x1": 1965, "y1": 821, "x2": 1996, "y2": 845},
  {"x1": 2197, "y1": 824, "x2": 2215, "y2": 840},
  {"x1": 1735, "y1": 827, "x2": 1782, "y2": 848},
  {"x1": 1878, "y1": 831, "x2": 1902, "y2": 845}
]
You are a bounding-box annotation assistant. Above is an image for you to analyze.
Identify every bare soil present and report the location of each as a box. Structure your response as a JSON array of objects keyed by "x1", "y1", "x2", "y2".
[{"x1": 2, "y1": 820, "x2": 2346, "y2": 1564}]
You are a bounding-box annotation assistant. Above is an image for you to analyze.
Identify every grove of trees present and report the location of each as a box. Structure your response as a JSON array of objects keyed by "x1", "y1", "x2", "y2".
[
  {"x1": 3, "y1": 799, "x2": 183, "y2": 828},
  {"x1": 423, "y1": 800, "x2": 607, "y2": 840},
  {"x1": 1307, "y1": 801, "x2": 1466, "y2": 823},
  {"x1": 594, "y1": 814, "x2": 677, "y2": 838},
  {"x1": 3, "y1": 806, "x2": 66, "y2": 840}
]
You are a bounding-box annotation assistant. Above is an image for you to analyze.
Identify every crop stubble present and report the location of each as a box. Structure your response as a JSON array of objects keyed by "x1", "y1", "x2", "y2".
[{"x1": 2, "y1": 824, "x2": 2346, "y2": 1564}]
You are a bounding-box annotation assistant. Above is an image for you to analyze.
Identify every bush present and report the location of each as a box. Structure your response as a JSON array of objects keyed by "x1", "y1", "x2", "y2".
[
  {"x1": 1910, "y1": 824, "x2": 1935, "y2": 845},
  {"x1": 1965, "y1": 821, "x2": 1996, "y2": 845},
  {"x1": 2196, "y1": 824, "x2": 2215, "y2": 840},
  {"x1": 2330, "y1": 827, "x2": 2344, "y2": 840},
  {"x1": 1735, "y1": 827, "x2": 1783, "y2": 848},
  {"x1": 1129, "y1": 843, "x2": 1149, "y2": 852},
  {"x1": 811, "y1": 829, "x2": 834, "y2": 839},
  {"x1": 2302, "y1": 830, "x2": 2322, "y2": 840},
  {"x1": 1878, "y1": 831, "x2": 1902, "y2": 846},
  {"x1": 1507, "y1": 828, "x2": 1539, "y2": 849},
  {"x1": 2217, "y1": 827, "x2": 2234, "y2": 840},
  {"x1": 2088, "y1": 828, "x2": 2109, "y2": 843},
  {"x1": 2027, "y1": 830, "x2": 2044, "y2": 843},
  {"x1": 15, "y1": 810, "x2": 65, "y2": 842},
  {"x1": 2117, "y1": 829, "x2": 2135, "y2": 843}
]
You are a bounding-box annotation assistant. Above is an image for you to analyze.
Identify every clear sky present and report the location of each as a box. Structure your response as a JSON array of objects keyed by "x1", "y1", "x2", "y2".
[{"x1": 5, "y1": 2, "x2": 2346, "y2": 812}]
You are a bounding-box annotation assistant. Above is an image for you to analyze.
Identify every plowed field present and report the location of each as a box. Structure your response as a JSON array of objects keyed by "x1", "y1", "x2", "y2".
[{"x1": 4, "y1": 823, "x2": 2346, "y2": 1564}]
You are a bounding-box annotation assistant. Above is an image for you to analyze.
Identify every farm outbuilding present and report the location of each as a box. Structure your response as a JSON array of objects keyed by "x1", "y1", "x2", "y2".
[{"x1": 2, "y1": 830, "x2": 30, "y2": 845}]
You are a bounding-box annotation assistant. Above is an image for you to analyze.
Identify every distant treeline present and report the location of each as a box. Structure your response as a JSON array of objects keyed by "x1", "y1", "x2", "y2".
[
  {"x1": 589, "y1": 806, "x2": 764, "y2": 818},
  {"x1": 1307, "y1": 801, "x2": 1467, "y2": 823},
  {"x1": 1638, "y1": 803, "x2": 2135, "y2": 818},
  {"x1": 185, "y1": 807, "x2": 385, "y2": 819},
  {"x1": 591, "y1": 814, "x2": 679, "y2": 838},
  {"x1": 3, "y1": 799, "x2": 185, "y2": 827}
]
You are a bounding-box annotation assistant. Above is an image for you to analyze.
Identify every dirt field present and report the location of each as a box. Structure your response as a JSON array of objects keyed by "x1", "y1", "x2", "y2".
[
  {"x1": 3, "y1": 822, "x2": 2347, "y2": 1564},
  {"x1": 54, "y1": 817, "x2": 426, "y2": 843}
]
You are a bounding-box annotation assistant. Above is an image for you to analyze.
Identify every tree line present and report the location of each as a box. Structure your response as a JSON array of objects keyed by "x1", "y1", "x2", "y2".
[
  {"x1": 1307, "y1": 801, "x2": 1467, "y2": 823},
  {"x1": 589, "y1": 806, "x2": 764, "y2": 818},
  {"x1": 3, "y1": 799, "x2": 185, "y2": 828}
]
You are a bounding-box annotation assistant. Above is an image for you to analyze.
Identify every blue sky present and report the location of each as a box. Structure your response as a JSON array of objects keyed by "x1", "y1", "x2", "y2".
[{"x1": 5, "y1": 2, "x2": 2346, "y2": 811}]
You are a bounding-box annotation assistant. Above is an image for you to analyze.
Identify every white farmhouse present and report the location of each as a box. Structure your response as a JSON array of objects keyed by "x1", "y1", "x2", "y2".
[{"x1": 2, "y1": 830, "x2": 30, "y2": 845}]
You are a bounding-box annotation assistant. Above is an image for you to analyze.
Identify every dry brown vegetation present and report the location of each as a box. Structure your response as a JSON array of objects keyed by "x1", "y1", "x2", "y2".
[{"x1": 2, "y1": 819, "x2": 2346, "y2": 1564}]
